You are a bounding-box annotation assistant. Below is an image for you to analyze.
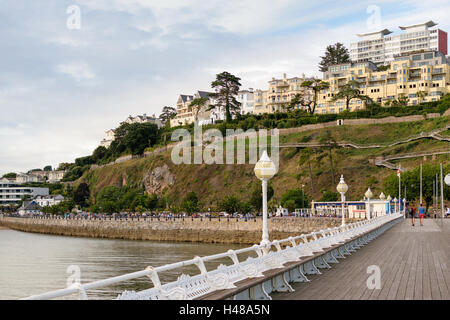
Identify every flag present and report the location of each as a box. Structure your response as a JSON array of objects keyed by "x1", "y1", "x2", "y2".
[{"x1": 397, "y1": 166, "x2": 401, "y2": 178}]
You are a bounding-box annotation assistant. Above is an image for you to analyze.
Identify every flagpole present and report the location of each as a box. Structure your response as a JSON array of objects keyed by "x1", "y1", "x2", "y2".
[
  {"x1": 398, "y1": 165, "x2": 402, "y2": 213},
  {"x1": 420, "y1": 163, "x2": 423, "y2": 205}
]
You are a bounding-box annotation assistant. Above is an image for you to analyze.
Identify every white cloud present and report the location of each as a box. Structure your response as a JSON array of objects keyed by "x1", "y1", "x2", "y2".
[
  {"x1": 47, "y1": 37, "x2": 89, "y2": 47},
  {"x1": 55, "y1": 61, "x2": 96, "y2": 81}
]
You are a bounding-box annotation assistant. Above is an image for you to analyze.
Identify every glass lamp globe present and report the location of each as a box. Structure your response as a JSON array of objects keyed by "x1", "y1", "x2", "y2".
[
  {"x1": 336, "y1": 175, "x2": 348, "y2": 194},
  {"x1": 387, "y1": 195, "x2": 392, "y2": 201},
  {"x1": 379, "y1": 192, "x2": 386, "y2": 200},
  {"x1": 254, "y1": 150, "x2": 277, "y2": 180},
  {"x1": 365, "y1": 188, "x2": 373, "y2": 199},
  {"x1": 393, "y1": 197, "x2": 398, "y2": 203}
]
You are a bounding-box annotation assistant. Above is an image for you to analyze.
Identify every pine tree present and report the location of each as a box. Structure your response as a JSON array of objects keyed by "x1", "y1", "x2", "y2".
[{"x1": 318, "y1": 43, "x2": 350, "y2": 72}]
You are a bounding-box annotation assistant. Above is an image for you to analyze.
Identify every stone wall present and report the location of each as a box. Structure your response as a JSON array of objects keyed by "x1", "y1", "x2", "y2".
[{"x1": 0, "y1": 216, "x2": 346, "y2": 244}]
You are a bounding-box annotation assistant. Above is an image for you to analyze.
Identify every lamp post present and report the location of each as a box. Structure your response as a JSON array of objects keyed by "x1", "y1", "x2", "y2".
[
  {"x1": 365, "y1": 188, "x2": 373, "y2": 220},
  {"x1": 254, "y1": 150, "x2": 277, "y2": 254},
  {"x1": 393, "y1": 197, "x2": 398, "y2": 213},
  {"x1": 387, "y1": 195, "x2": 392, "y2": 214},
  {"x1": 302, "y1": 184, "x2": 305, "y2": 209},
  {"x1": 336, "y1": 175, "x2": 348, "y2": 226}
]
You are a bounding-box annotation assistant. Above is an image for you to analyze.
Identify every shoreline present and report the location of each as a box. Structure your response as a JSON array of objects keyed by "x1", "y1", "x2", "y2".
[{"x1": 0, "y1": 216, "x2": 344, "y2": 244}]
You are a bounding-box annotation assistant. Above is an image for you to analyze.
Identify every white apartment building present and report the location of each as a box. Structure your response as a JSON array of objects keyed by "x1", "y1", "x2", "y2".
[
  {"x1": 350, "y1": 21, "x2": 448, "y2": 66},
  {"x1": 0, "y1": 178, "x2": 49, "y2": 206},
  {"x1": 100, "y1": 129, "x2": 116, "y2": 148},
  {"x1": 236, "y1": 89, "x2": 255, "y2": 115},
  {"x1": 34, "y1": 194, "x2": 65, "y2": 207},
  {"x1": 16, "y1": 173, "x2": 44, "y2": 184}
]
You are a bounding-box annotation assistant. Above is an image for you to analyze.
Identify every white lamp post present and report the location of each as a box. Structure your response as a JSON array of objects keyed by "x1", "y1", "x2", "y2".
[
  {"x1": 393, "y1": 197, "x2": 398, "y2": 213},
  {"x1": 387, "y1": 195, "x2": 392, "y2": 214},
  {"x1": 365, "y1": 188, "x2": 373, "y2": 220},
  {"x1": 254, "y1": 150, "x2": 277, "y2": 254},
  {"x1": 379, "y1": 192, "x2": 386, "y2": 200},
  {"x1": 336, "y1": 175, "x2": 348, "y2": 226}
]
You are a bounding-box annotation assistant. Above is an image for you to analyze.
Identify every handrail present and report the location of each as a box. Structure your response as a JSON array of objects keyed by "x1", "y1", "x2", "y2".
[{"x1": 21, "y1": 212, "x2": 402, "y2": 300}]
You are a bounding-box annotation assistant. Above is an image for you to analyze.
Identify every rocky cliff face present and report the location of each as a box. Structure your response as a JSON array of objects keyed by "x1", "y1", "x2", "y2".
[{"x1": 143, "y1": 164, "x2": 174, "y2": 195}]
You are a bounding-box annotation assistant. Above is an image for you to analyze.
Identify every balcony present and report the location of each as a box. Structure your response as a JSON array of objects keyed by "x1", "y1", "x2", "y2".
[{"x1": 432, "y1": 69, "x2": 444, "y2": 74}]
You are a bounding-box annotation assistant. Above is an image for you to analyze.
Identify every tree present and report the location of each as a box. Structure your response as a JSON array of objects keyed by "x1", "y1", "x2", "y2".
[
  {"x1": 319, "y1": 190, "x2": 339, "y2": 202},
  {"x1": 318, "y1": 130, "x2": 337, "y2": 185},
  {"x1": 159, "y1": 106, "x2": 177, "y2": 124},
  {"x1": 189, "y1": 97, "x2": 208, "y2": 123},
  {"x1": 92, "y1": 146, "x2": 107, "y2": 163},
  {"x1": 281, "y1": 189, "x2": 310, "y2": 211},
  {"x1": 43, "y1": 165, "x2": 52, "y2": 171},
  {"x1": 383, "y1": 163, "x2": 449, "y2": 209},
  {"x1": 219, "y1": 195, "x2": 242, "y2": 214},
  {"x1": 331, "y1": 80, "x2": 373, "y2": 111},
  {"x1": 318, "y1": 43, "x2": 350, "y2": 72},
  {"x1": 209, "y1": 71, "x2": 242, "y2": 122},
  {"x1": 122, "y1": 122, "x2": 159, "y2": 155},
  {"x1": 415, "y1": 91, "x2": 427, "y2": 104},
  {"x1": 2, "y1": 172, "x2": 17, "y2": 179},
  {"x1": 299, "y1": 148, "x2": 315, "y2": 193},
  {"x1": 73, "y1": 183, "x2": 90, "y2": 207},
  {"x1": 181, "y1": 191, "x2": 199, "y2": 215},
  {"x1": 300, "y1": 79, "x2": 330, "y2": 114}
]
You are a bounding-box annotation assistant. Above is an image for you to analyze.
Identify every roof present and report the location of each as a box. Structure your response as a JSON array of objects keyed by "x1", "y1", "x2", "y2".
[
  {"x1": 179, "y1": 94, "x2": 194, "y2": 102},
  {"x1": 399, "y1": 20, "x2": 437, "y2": 30},
  {"x1": 19, "y1": 201, "x2": 42, "y2": 211},
  {"x1": 197, "y1": 91, "x2": 214, "y2": 99},
  {"x1": 357, "y1": 29, "x2": 393, "y2": 37}
]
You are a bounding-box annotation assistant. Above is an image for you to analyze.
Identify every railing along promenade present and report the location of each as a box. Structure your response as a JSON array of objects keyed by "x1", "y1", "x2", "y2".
[{"x1": 21, "y1": 212, "x2": 403, "y2": 300}]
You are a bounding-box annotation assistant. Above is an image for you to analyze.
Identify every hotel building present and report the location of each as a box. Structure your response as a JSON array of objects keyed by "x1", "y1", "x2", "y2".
[
  {"x1": 237, "y1": 89, "x2": 255, "y2": 115},
  {"x1": 0, "y1": 178, "x2": 49, "y2": 206},
  {"x1": 350, "y1": 21, "x2": 448, "y2": 66},
  {"x1": 316, "y1": 50, "x2": 449, "y2": 114},
  {"x1": 253, "y1": 73, "x2": 314, "y2": 115},
  {"x1": 170, "y1": 91, "x2": 224, "y2": 127}
]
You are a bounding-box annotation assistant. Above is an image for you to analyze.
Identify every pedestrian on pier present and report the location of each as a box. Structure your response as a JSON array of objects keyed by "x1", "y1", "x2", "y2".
[
  {"x1": 418, "y1": 204, "x2": 425, "y2": 226},
  {"x1": 409, "y1": 206, "x2": 415, "y2": 227}
]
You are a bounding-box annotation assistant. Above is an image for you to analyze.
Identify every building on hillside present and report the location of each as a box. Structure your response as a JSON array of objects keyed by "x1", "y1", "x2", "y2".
[
  {"x1": 170, "y1": 91, "x2": 224, "y2": 127},
  {"x1": 122, "y1": 114, "x2": 162, "y2": 128},
  {"x1": 316, "y1": 50, "x2": 449, "y2": 114},
  {"x1": 47, "y1": 170, "x2": 67, "y2": 183},
  {"x1": 18, "y1": 201, "x2": 42, "y2": 216},
  {"x1": 236, "y1": 89, "x2": 255, "y2": 115},
  {"x1": 100, "y1": 129, "x2": 116, "y2": 148},
  {"x1": 0, "y1": 178, "x2": 49, "y2": 206},
  {"x1": 16, "y1": 173, "x2": 44, "y2": 184},
  {"x1": 34, "y1": 194, "x2": 65, "y2": 207},
  {"x1": 253, "y1": 73, "x2": 315, "y2": 115},
  {"x1": 350, "y1": 21, "x2": 448, "y2": 66}
]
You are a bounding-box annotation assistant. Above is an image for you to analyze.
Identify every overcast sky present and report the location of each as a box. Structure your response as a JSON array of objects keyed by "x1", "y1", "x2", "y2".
[{"x1": 0, "y1": 0, "x2": 449, "y2": 176}]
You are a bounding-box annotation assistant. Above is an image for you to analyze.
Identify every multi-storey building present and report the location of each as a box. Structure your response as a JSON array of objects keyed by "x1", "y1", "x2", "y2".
[
  {"x1": 16, "y1": 173, "x2": 44, "y2": 184},
  {"x1": 170, "y1": 91, "x2": 224, "y2": 127},
  {"x1": 317, "y1": 50, "x2": 449, "y2": 114},
  {"x1": 253, "y1": 73, "x2": 314, "y2": 115},
  {"x1": 100, "y1": 129, "x2": 116, "y2": 148},
  {"x1": 350, "y1": 21, "x2": 448, "y2": 66},
  {"x1": 34, "y1": 194, "x2": 65, "y2": 207},
  {"x1": 236, "y1": 89, "x2": 254, "y2": 115},
  {"x1": 0, "y1": 178, "x2": 49, "y2": 206}
]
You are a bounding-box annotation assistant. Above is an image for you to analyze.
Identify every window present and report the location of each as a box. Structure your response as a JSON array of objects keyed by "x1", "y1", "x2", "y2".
[
  {"x1": 412, "y1": 54, "x2": 422, "y2": 61},
  {"x1": 424, "y1": 53, "x2": 433, "y2": 60}
]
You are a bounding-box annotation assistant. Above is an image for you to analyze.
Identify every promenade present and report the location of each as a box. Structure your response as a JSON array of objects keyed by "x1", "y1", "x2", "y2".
[{"x1": 273, "y1": 219, "x2": 450, "y2": 300}]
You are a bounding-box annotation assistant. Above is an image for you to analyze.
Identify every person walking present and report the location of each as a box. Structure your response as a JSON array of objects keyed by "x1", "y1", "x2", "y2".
[
  {"x1": 409, "y1": 205, "x2": 415, "y2": 227},
  {"x1": 418, "y1": 203, "x2": 425, "y2": 226}
]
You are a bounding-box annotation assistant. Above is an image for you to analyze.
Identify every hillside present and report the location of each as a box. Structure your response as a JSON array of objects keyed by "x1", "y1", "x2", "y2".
[{"x1": 78, "y1": 116, "x2": 450, "y2": 209}]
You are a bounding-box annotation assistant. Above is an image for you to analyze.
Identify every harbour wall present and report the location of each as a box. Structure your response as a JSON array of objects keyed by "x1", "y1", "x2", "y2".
[{"x1": 0, "y1": 216, "x2": 346, "y2": 244}]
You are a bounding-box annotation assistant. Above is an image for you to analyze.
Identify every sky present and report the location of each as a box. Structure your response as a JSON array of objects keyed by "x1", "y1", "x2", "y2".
[{"x1": 0, "y1": 0, "x2": 449, "y2": 176}]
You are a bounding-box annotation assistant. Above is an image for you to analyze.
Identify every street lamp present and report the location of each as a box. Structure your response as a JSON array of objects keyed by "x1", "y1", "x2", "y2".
[
  {"x1": 379, "y1": 192, "x2": 386, "y2": 200},
  {"x1": 336, "y1": 175, "x2": 348, "y2": 226},
  {"x1": 393, "y1": 197, "x2": 398, "y2": 213},
  {"x1": 387, "y1": 195, "x2": 392, "y2": 214},
  {"x1": 365, "y1": 188, "x2": 373, "y2": 220},
  {"x1": 254, "y1": 150, "x2": 277, "y2": 254},
  {"x1": 302, "y1": 184, "x2": 305, "y2": 209}
]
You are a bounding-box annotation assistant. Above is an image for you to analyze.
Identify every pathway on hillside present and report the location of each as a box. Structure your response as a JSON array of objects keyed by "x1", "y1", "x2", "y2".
[{"x1": 273, "y1": 219, "x2": 450, "y2": 300}]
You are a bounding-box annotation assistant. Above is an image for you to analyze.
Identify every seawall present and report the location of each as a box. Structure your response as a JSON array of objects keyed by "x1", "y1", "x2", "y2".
[{"x1": 0, "y1": 216, "x2": 346, "y2": 244}]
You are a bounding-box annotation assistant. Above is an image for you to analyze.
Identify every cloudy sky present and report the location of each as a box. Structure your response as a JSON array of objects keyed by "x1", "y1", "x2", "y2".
[{"x1": 0, "y1": 0, "x2": 449, "y2": 175}]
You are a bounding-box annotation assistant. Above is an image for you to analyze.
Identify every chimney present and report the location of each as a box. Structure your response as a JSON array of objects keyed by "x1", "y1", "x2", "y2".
[{"x1": 283, "y1": 73, "x2": 287, "y2": 79}]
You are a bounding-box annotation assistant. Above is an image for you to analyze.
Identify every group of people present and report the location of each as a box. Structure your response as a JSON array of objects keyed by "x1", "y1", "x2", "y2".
[{"x1": 405, "y1": 204, "x2": 428, "y2": 227}]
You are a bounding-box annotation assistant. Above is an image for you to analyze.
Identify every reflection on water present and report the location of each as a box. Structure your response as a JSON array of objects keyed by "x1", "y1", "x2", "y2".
[{"x1": 0, "y1": 229, "x2": 246, "y2": 300}]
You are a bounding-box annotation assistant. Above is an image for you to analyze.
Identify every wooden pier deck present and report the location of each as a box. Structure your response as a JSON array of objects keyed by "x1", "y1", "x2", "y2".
[{"x1": 273, "y1": 219, "x2": 450, "y2": 300}]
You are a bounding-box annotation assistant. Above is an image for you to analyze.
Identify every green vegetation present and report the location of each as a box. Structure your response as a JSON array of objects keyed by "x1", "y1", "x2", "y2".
[
  {"x1": 383, "y1": 163, "x2": 450, "y2": 209},
  {"x1": 318, "y1": 42, "x2": 350, "y2": 73},
  {"x1": 2, "y1": 172, "x2": 17, "y2": 179}
]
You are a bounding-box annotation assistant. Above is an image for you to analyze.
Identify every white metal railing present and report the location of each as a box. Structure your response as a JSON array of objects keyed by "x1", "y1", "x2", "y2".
[{"x1": 21, "y1": 212, "x2": 403, "y2": 300}]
